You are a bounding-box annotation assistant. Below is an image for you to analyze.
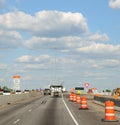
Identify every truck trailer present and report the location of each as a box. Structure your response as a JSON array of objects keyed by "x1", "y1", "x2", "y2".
[{"x1": 50, "y1": 85, "x2": 63, "y2": 97}]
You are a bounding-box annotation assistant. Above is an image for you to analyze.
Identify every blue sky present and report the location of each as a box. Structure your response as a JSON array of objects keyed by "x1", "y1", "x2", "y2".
[{"x1": 0, "y1": 0, "x2": 120, "y2": 91}]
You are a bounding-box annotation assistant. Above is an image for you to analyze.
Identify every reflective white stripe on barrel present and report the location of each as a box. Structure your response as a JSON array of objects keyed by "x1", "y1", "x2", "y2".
[
  {"x1": 82, "y1": 101, "x2": 87, "y2": 103},
  {"x1": 82, "y1": 104, "x2": 87, "y2": 106},
  {"x1": 105, "y1": 107, "x2": 114, "y2": 109},
  {"x1": 106, "y1": 113, "x2": 115, "y2": 116}
]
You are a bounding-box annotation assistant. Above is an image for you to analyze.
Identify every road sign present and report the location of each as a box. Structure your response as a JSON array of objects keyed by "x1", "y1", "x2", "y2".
[
  {"x1": 84, "y1": 83, "x2": 90, "y2": 88},
  {"x1": 13, "y1": 76, "x2": 21, "y2": 90}
]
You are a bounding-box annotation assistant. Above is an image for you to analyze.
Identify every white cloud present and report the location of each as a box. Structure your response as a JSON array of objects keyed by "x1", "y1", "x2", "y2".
[
  {"x1": 16, "y1": 54, "x2": 76, "y2": 64},
  {"x1": 100, "y1": 59, "x2": 120, "y2": 68},
  {"x1": 0, "y1": 10, "x2": 89, "y2": 37},
  {"x1": 109, "y1": 0, "x2": 120, "y2": 9},
  {"x1": 26, "y1": 64, "x2": 49, "y2": 70},
  {"x1": 25, "y1": 32, "x2": 109, "y2": 50},
  {"x1": 0, "y1": 29, "x2": 23, "y2": 49},
  {"x1": 87, "y1": 33, "x2": 109, "y2": 42},
  {"x1": 0, "y1": 10, "x2": 110, "y2": 51},
  {"x1": 16, "y1": 55, "x2": 34, "y2": 63},
  {"x1": 15, "y1": 55, "x2": 76, "y2": 70},
  {"x1": 57, "y1": 58, "x2": 76, "y2": 64},
  {"x1": 16, "y1": 55, "x2": 51, "y2": 63},
  {"x1": 76, "y1": 43, "x2": 120, "y2": 57},
  {"x1": 80, "y1": 59, "x2": 120, "y2": 69}
]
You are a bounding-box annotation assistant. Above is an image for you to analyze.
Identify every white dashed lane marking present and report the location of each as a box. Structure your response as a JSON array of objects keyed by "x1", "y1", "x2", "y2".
[{"x1": 13, "y1": 119, "x2": 20, "y2": 124}]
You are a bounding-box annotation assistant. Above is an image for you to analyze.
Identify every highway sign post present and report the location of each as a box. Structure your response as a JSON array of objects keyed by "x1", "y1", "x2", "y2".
[
  {"x1": 13, "y1": 76, "x2": 21, "y2": 91},
  {"x1": 84, "y1": 83, "x2": 90, "y2": 93},
  {"x1": 84, "y1": 83, "x2": 90, "y2": 88}
]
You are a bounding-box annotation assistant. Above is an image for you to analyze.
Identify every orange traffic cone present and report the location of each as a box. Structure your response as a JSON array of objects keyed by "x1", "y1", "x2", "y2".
[
  {"x1": 102, "y1": 101, "x2": 118, "y2": 122},
  {"x1": 76, "y1": 95, "x2": 81, "y2": 104},
  {"x1": 79, "y1": 97, "x2": 88, "y2": 110}
]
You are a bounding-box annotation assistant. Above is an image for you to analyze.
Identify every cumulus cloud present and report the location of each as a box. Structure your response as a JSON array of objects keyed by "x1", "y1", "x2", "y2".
[
  {"x1": 109, "y1": 0, "x2": 120, "y2": 9},
  {"x1": 25, "y1": 32, "x2": 109, "y2": 50},
  {"x1": 0, "y1": 10, "x2": 89, "y2": 37},
  {"x1": 80, "y1": 59, "x2": 120, "y2": 69},
  {"x1": 0, "y1": 29, "x2": 23, "y2": 49},
  {"x1": 87, "y1": 33, "x2": 109, "y2": 42},
  {"x1": 16, "y1": 55, "x2": 51, "y2": 63},
  {"x1": 26, "y1": 64, "x2": 48, "y2": 70},
  {"x1": 0, "y1": 9, "x2": 119, "y2": 77},
  {"x1": 0, "y1": 10, "x2": 110, "y2": 51},
  {"x1": 100, "y1": 59, "x2": 120, "y2": 68},
  {"x1": 76, "y1": 43, "x2": 120, "y2": 58},
  {"x1": 16, "y1": 54, "x2": 76, "y2": 70}
]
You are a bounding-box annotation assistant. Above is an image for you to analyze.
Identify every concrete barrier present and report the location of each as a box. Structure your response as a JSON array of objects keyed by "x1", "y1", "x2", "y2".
[
  {"x1": 0, "y1": 92, "x2": 43, "y2": 106},
  {"x1": 94, "y1": 95, "x2": 120, "y2": 107}
]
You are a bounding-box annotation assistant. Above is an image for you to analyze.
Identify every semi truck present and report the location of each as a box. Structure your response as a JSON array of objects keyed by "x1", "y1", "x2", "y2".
[{"x1": 50, "y1": 85, "x2": 63, "y2": 97}]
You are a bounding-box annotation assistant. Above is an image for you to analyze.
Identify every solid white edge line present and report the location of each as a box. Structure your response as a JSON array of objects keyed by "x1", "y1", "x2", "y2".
[{"x1": 62, "y1": 95, "x2": 79, "y2": 125}]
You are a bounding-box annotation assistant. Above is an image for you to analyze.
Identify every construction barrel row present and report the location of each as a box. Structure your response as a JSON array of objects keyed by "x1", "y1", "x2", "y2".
[
  {"x1": 69, "y1": 93, "x2": 88, "y2": 109},
  {"x1": 69, "y1": 93, "x2": 118, "y2": 122}
]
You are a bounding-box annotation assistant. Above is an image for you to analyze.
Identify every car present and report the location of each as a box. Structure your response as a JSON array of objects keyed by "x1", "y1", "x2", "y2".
[
  {"x1": 15, "y1": 90, "x2": 22, "y2": 94},
  {"x1": 24, "y1": 89, "x2": 30, "y2": 93},
  {"x1": 3, "y1": 90, "x2": 11, "y2": 95},
  {"x1": 43, "y1": 88, "x2": 51, "y2": 95}
]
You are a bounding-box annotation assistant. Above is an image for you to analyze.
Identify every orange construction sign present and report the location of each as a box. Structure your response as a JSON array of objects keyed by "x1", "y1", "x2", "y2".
[{"x1": 13, "y1": 76, "x2": 21, "y2": 78}]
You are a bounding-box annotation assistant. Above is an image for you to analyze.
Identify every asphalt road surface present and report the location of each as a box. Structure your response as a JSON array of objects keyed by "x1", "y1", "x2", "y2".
[{"x1": 0, "y1": 94, "x2": 119, "y2": 125}]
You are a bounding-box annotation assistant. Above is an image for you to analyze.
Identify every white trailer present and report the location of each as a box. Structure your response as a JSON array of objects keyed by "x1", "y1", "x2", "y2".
[{"x1": 50, "y1": 85, "x2": 63, "y2": 97}]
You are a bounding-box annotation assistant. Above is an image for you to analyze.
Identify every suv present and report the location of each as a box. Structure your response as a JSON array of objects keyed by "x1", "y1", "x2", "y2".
[{"x1": 43, "y1": 89, "x2": 51, "y2": 95}]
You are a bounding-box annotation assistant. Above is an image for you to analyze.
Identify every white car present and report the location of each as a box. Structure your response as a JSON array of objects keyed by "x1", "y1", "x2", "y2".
[
  {"x1": 15, "y1": 90, "x2": 22, "y2": 94},
  {"x1": 3, "y1": 90, "x2": 11, "y2": 95}
]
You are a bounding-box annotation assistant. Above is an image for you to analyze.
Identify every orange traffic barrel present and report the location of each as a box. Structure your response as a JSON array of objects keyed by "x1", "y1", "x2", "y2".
[
  {"x1": 73, "y1": 94, "x2": 76, "y2": 102},
  {"x1": 102, "y1": 101, "x2": 118, "y2": 122},
  {"x1": 71, "y1": 93, "x2": 74, "y2": 101},
  {"x1": 69, "y1": 93, "x2": 73, "y2": 101},
  {"x1": 76, "y1": 95, "x2": 81, "y2": 104},
  {"x1": 79, "y1": 97, "x2": 88, "y2": 110}
]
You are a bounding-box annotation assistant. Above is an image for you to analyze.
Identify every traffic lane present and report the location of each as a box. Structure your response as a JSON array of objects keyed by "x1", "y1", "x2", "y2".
[
  {"x1": 0, "y1": 95, "x2": 48, "y2": 125},
  {"x1": 20, "y1": 96, "x2": 75, "y2": 125},
  {"x1": 64, "y1": 96, "x2": 119, "y2": 125}
]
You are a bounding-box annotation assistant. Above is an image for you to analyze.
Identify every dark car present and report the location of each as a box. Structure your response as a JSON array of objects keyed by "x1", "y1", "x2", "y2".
[{"x1": 43, "y1": 89, "x2": 51, "y2": 95}]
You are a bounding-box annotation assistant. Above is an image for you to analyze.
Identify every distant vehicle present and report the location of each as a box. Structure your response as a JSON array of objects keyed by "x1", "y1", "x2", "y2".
[
  {"x1": 24, "y1": 90, "x2": 30, "y2": 94},
  {"x1": 3, "y1": 90, "x2": 11, "y2": 95},
  {"x1": 43, "y1": 88, "x2": 51, "y2": 95},
  {"x1": 50, "y1": 85, "x2": 63, "y2": 97},
  {"x1": 15, "y1": 90, "x2": 22, "y2": 94}
]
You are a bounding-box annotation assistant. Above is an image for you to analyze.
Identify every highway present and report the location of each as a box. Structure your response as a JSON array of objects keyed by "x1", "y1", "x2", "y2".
[{"x1": 0, "y1": 94, "x2": 119, "y2": 125}]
